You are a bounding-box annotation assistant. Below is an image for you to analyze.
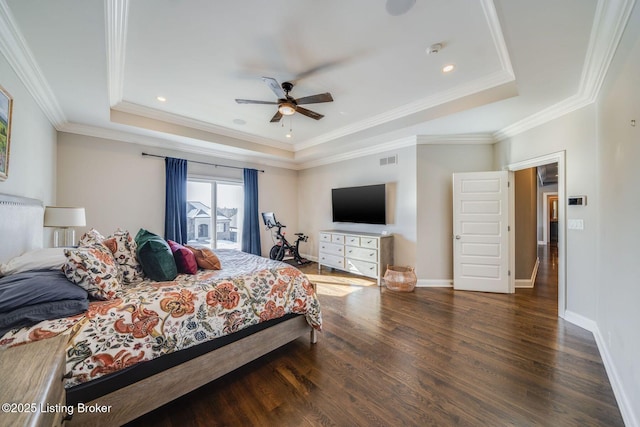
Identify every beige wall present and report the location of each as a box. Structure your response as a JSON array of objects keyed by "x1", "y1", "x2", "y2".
[
  {"x1": 297, "y1": 145, "x2": 417, "y2": 268},
  {"x1": 494, "y1": 105, "x2": 598, "y2": 319},
  {"x1": 416, "y1": 143, "x2": 494, "y2": 283},
  {"x1": 514, "y1": 168, "x2": 537, "y2": 281},
  {"x1": 56, "y1": 132, "x2": 298, "y2": 257}
]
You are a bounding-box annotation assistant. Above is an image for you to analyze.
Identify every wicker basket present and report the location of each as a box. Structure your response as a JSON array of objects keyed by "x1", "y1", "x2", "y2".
[{"x1": 383, "y1": 265, "x2": 417, "y2": 292}]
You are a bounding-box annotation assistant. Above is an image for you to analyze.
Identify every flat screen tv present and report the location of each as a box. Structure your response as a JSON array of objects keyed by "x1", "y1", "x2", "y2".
[{"x1": 332, "y1": 184, "x2": 386, "y2": 224}]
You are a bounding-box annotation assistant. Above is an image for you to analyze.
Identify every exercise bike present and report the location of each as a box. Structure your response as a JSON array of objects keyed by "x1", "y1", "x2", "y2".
[{"x1": 261, "y1": 212, "x2": 310, "y2": 265}]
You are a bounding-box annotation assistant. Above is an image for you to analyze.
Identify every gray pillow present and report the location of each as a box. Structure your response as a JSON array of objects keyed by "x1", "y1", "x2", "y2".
[
  {"x1": 0, "y1": 270, "x2": 89, "y2": 312},
  {"x1": 0, "y1": 270, "x2": 89, "y2": 336}
]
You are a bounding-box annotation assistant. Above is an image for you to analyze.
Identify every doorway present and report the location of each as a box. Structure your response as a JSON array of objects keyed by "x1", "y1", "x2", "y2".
[{"x1": 509, "y1": 152, "x2": 566, "y2": 318}]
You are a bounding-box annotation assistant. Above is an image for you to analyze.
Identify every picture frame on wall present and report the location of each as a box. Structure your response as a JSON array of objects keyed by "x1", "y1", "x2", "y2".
[{"x1": 0, "y1": 84, "x2": 13, "y2": 181}]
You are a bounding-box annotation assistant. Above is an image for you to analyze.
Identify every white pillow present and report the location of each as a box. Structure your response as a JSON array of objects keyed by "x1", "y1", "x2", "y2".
[{"x1": 0, "y1": 248, "x2": 67, "y2": 276}]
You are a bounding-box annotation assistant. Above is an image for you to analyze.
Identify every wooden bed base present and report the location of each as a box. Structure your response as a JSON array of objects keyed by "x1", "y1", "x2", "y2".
[
  {"x1": 0, "y1": 193, "x2": 319, "y2": 426},
  {"x1": 68, "y1": 316, "x2": 316, "y2": 426}
]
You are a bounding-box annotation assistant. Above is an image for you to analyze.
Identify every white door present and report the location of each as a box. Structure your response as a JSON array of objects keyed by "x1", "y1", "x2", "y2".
[{"x1": 453, "y1": 171, "x2": 514, "y2": 293}]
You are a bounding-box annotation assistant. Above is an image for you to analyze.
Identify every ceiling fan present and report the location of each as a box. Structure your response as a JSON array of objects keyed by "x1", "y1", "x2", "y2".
[{"x1": 235, "y1": 77, "x2": 333, "y2": 122}]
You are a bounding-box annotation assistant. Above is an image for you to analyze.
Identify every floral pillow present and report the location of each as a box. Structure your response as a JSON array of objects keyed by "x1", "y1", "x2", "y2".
[
  {"x1": 108, "y1": 229, "x2": 144, "y2": 284},
  {"x1": 77, "y1": 228, "x2": 144, "y2": 285},
  {"x1": 78, "y1": 228, "x2": 106, "y2": 247},
  {"x1": 62, "y1": 243, "x2": 122, "y2": 300}
]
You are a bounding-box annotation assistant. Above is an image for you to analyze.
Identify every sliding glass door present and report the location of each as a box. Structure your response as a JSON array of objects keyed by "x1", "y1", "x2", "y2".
[{"x1": 187, "y1": 179, "x2": 243, "y2": 249}]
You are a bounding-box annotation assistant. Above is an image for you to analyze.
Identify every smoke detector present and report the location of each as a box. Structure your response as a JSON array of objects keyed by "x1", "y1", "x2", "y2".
[{"x1": 426, "y1": 43, "x2": 443, "y2": 55}]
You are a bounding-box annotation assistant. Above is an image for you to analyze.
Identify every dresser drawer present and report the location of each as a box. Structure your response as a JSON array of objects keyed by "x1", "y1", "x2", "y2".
[
  {"x1": 345, "y1": 235, "x2": 360, "y2": 246},
  {"x1": 331, "y1": 234, "x2": 345, "y2": 244},
  {"x1": 346, "y1": 258, "x2": 378, "y2": 278},
  {"x1": 345, "y1": 246, "x2": 377, "y2": 261},
  {"x1": 319, "y1": 242, "x2": 344, "y2": 256},
  {"x1": 360, "y1": 237, "x2": 378, "y2": 249},
  {"x1": 319, "y1": 233, "x2": 332, "y2": 242},
  {"x1": 319, "y1": 253, "x2": 345, "y2": 269}
]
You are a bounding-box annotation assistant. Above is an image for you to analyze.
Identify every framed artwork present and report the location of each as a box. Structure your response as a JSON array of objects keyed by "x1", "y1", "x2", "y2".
[{"x1": 0, "y1": 85, "x2": 13, "y2": 181}]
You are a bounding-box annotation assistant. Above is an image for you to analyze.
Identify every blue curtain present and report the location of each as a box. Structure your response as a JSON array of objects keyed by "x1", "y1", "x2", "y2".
[
  {"x1": 242, "y1": 168, "x2": 261, "y2": 255},
  {"x1": 165, "y1": 157, "x2": 188, "y2": 243}
]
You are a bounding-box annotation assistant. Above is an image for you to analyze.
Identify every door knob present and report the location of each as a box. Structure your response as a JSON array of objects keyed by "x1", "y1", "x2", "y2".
[{"x1": 455, "y1": 235, "x2": 461, "y2": 240}]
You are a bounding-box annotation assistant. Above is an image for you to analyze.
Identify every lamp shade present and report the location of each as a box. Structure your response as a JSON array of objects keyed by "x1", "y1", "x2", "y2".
[{"x1": 44, "y1": 206, "x2": 86, "y2": 228}]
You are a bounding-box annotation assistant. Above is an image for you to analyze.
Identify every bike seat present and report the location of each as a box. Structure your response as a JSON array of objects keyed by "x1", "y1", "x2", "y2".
[{"x1": 295, "y1": 233, "x2": 304, "y2": 236}]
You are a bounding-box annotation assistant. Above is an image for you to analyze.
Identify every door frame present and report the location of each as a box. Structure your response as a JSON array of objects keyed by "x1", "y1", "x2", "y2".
[
  {"x1": 507, "y1": 151, "x2": 566, "y2": 318},
  {"x1": 542, "y1": 192, "x2": 558, "y2": 244}
]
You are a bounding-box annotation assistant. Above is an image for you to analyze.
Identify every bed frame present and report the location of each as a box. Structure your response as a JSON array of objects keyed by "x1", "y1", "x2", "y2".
[{"x1": 0, "y1": 193, "x2": 318, "y2": 426}]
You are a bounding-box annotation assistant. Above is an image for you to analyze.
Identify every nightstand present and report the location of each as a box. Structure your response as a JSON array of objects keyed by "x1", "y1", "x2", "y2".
[{"x1": 0, "y1": 334, "x2": 69, "y2": 426}]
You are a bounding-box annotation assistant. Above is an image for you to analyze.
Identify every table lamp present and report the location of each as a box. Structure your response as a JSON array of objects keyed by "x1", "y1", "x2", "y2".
[{"x1": 44, "y1": 206, "x2": 86, "y2": 247}]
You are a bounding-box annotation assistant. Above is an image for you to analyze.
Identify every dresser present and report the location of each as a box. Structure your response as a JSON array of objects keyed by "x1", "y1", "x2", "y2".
[
  {"x1": 0, "y1": 334, "x2": 69, "y2": 426},
  {"x1": 318, "y1": 230, "x2": 393, "y2": 285}
]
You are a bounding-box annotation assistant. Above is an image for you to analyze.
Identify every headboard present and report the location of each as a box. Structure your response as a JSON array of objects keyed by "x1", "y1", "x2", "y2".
[{"x1": 0, "y1": 193, "x2": 44, "y2": 264}]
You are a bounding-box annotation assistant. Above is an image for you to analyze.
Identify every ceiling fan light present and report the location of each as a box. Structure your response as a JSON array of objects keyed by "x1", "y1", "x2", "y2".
[{"x1": 278, "y1": 103, "x2": 296, "y2": 116}]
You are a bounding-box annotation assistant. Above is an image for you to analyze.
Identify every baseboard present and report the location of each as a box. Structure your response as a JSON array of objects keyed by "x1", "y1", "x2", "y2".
[
  {"x1": 592, "y1": 326, "x2": 639, "y2": 427},
  {"x1": 301, "y1": 253, "x2": 317, "y2": 263},
  {"x1": 563, "y1": 311, "x2": 637, "y2": 426},
  {"x1": 514, "y1": 257, "x2": 540, "y2": 288},
  {"x1": 416, "y1": 279, "x2": 453, "y2": 288},
  {"x1": 563, "y1": 310, "x2": 598, "y2": 332}
]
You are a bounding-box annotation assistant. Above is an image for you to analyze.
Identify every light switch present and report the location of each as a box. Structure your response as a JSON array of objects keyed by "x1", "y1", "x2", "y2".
[{"x1": 568, "y1": 219, "x2": 584, "y2": 230}]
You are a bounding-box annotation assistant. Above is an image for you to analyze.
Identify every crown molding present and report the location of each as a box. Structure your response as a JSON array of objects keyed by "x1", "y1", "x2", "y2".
[
  {"x1": 113, "y1": 101, "x2": 293, "y2": 152},
  {"x1": 105, "y1": 0, "x2": 129, "y2": 106},
  {"x1": 481, "y1": 0, "x2": 515, "y2": 77},
  {"x1": 579, "y1": 0, "x2": 636, "y2": 102},
  {"x1": 494, "y1": 0, "x2": 635, "y2": 141},
  {"x1": 59, "y1": 122, "x2": 300, "y2": 170},
  {"x1": 493, "y1": 94, "x2": 593, "y2": 141},
  {"x1": 296, "y1": 136, "x2": 417, "y2": 170},
  {"x1": 0, "y1": 0, "x2": 66, "y2": 128},
  {"x1": 416, "y1": 133, "x2": 496, "y2": 145}
]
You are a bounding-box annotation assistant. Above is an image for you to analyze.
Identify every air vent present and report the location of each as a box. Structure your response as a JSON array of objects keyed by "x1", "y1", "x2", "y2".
[{"x1": 380, "y1": 155, "x2": 397, "y2": 166}]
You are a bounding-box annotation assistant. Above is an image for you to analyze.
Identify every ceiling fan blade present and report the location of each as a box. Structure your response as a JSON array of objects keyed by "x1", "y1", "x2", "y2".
[
  {"x1": 294, "y1": 93, "x2": 334, "y2": 105},
  {"x1": 270, "y1": 110, "x2": 283, "y2": 123},
  {"x1": 261, "y1": 77, "x2": 286, "y2": 98},
  {"x1": 293, "y1": 57, "x2": 352, "y2": 82},
  {"x1": 296, "y1": 106, "x2": 324, "y2": 120},
  {"x1": 235, "y1": 99, "x2": 278, "y2": 105}
]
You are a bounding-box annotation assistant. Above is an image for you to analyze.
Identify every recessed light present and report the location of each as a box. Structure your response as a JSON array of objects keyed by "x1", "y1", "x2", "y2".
[
  {"x1": 285, "y1": 133, "x2": 292, "y2": 138},
  {"x1": 442, "y1": 64, "x2": 455, "y2": 73},
  {"x1": 156, "y1": 96, "x2": 167, "y2": 102}
]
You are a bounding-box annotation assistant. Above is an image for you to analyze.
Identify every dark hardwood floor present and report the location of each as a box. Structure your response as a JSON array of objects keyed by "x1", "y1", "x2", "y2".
[{"x1": 126, "y1": 246, "x2": 623, "y2": 426}]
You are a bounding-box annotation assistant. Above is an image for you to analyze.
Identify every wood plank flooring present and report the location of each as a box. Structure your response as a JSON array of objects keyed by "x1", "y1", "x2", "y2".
[{"x1": 126, "y1": 245, "x2": 623, "y2": 426}]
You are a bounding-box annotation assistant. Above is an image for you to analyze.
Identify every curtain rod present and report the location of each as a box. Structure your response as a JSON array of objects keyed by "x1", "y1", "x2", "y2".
[{"x1": 141, "y1": 153, "x2": 265, "y2": 173}]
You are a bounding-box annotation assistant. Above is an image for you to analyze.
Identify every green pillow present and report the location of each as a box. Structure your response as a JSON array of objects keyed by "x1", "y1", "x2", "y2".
[{"x1": 134, "y1": 229, "x2": 178, "y2": 281}]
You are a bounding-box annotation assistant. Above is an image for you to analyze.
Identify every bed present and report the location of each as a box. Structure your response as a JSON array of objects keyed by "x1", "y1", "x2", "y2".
[{"x1": 0, "y1": 193, "x2": 321, "y2": 426}]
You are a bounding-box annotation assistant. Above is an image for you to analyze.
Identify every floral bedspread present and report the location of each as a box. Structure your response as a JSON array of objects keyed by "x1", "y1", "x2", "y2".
[{"x1": 0, "y1": 249, "x2": 321, "y2": 388}]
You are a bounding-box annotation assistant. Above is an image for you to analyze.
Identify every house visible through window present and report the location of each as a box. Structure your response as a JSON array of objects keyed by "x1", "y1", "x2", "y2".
[{"x1": 187, "y1": 179, "x2": 243, "y2": 250}]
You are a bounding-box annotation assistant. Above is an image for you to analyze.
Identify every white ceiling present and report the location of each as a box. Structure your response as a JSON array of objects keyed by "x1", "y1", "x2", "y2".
[{"x1": 1, "y1": 0, "x2": 632, "y2": 169}]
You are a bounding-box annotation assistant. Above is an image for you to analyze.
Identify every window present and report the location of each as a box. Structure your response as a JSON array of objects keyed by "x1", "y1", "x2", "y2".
[{"x1": 187, "y1": 179, "x2": 243, "y2": 249}]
